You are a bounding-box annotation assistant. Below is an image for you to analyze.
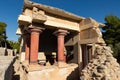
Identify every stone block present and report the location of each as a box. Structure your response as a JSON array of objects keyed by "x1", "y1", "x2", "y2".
[
  {"x1": 32, "y1": 7, "x2": 47, "y2": 23},
  {"x1": 18, "y1": 15, "x2": 32, "y2": 25},
  {"x1": 0, "y1": 47, "x2": 6, "y2": 56},
  {"x1": 20, "y1": 52, "x2": 25, "y2": 62},
  {"x1": 38, "y1": 52, "x2": 46, "y2": 65},
  {"x1": 7, "y1": 49, "x2": 13, "y2": 56},
  {"x1": 27, "y1": 64, "x2": 78, "y2": 80}
]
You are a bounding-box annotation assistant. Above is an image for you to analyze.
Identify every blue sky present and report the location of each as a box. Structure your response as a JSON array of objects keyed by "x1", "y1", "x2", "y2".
[{"x1": 0, "y1": 0, "x2": 120, "y2": 41}]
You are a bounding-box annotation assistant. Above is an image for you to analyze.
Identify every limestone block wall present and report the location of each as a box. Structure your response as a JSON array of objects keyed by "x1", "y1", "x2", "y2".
[{"x1": 0, "y1": 56, "x2": 15, "y2": 80}]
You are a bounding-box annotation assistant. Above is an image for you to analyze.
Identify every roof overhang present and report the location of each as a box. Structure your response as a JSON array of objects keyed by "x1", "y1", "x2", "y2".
[{"x1": 23, "y1": 0, "x2": 84, "y2": 21}]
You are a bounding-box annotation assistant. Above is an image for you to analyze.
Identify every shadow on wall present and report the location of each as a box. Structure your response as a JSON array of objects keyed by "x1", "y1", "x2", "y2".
[
  {"x1": 12, "y1": 75, "x2": 20, "y2": 80},
  {"x1": 4, "y1": 49, "x2": 8, "y2": 56},
  {"x1": 67, "y1": 67, "x2": 80, "y2": 80},
  {"x1": 4, "y1": 58, "x2": 16, "y2": 80},
  {"x1": 6, "y1": 49, "x2": 17, "y2": 56}
]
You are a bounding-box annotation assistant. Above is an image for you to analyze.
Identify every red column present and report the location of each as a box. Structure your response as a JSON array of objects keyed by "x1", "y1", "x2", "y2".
[
  {"x1": 55, "y1": 29, "x2": 68, "y2": 62},
  {"x1": 23, "y1": 32, "x2": 29, "y2": 61},
  {"x1": 25, "y1": 33, "x2": 30, "y2": 61},
  {"x1": 29, "y1": 28, "x2": 42, "y2": 64}
]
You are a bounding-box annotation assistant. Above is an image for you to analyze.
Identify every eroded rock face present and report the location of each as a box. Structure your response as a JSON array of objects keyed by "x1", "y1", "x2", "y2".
[
  {"x1": 80, "y1": 46, "x2": 120, "y2": 80},
  {"x1": 13, "y1": 60, "x2": 28, "y2": 80}
]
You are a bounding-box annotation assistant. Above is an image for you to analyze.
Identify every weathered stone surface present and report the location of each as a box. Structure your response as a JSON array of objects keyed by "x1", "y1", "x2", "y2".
[
  {"x1": 38, "y1": 52, "x2": 46, "y2": 65},
  {"x1": 13, "y1": 61, "x2": 79, "y2": 80},
  {"x1": 27, "y1": 63, "x2": 78, "y2": 80},
  {"x1": 80, "y1": 46, "x2": 120, "y2": 80},
  {"x1": 7, "y1": 49, "x2": 13, "y2": 56},
  {"x1": 18, "y1": 15, "x2": 32, "y2": 25},
  {"x1": 0, "y1": 47, "x2": 16, "y2": 56},
  {"x1": 79, "y1": 18, "x2": 104, "y2": 31},
  {"x1": 13, "y1": 60, "x2": 28, "y2": 80},
  {"x1": 0, "y1": 56, "x2": 15, "y2": 80},
  {"x1": 0, "y1": 47, "x2": 6, "y2": 56},
  {"x1": 20, "y1": 52, "x2": 25, "y2": 62},
  {"x1": 32, "y1": 7, "x2": 47, "y2": 23}
]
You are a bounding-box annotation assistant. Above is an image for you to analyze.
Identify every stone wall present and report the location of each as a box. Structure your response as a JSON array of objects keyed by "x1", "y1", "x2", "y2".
[
  {"x1": 80, "y1": 46, "x2": 120, "y2": 80},
  {"x1": 13, "y1": 62, "x2": 79, "y2": 80},
  {"x1": 0, "y1": 56, "x2": 15, "y2": 80},
  {"x1": 0, "y1": 47, "x2": 17, "y2": 56},
  {"x1": 0, "y1": 47, "x2": 6, "y2": 55},
  {"x1": 13, "y1": 60, "x2": 28, "y2": 80}
]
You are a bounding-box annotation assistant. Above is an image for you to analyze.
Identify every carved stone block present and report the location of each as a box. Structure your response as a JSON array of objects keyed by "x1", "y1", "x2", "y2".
[{"x1": 32, "y1": 7, "x2": 47, "y2": 23}]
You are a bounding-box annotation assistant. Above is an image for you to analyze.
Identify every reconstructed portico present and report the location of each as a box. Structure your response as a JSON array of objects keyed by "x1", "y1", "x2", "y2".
[
  {"x1": 17, "y1": 0, "x2": 83, "y2": 66},
  {"x1": 16, "y1": 0, "x2": 105, "y2": 80}
]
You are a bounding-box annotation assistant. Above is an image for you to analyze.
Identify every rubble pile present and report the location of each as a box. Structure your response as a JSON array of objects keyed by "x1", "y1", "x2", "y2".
[{"x1": 80, "y1": 46, "x2": 120, "y2": 80}]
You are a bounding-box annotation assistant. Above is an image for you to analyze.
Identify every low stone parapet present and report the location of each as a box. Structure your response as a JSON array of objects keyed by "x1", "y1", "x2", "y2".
[
  {"x1": 0, "y1": 47, "x2": 17, "y2": 56},
  {"x1": 0, "y1": 47, "x2": 6, "y2": 56}
]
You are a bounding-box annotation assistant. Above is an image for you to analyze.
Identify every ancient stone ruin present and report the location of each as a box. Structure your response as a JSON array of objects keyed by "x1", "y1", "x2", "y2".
[
  {"x1": 14, "y1": 0, "x2": 120, "y2": 80},
  {"x1": 0, "y1": 47, "x2": 16, "y2": 80},
  {"x1": 0, "y1": 56, "x2": 15, "y2": 80},
  {"x1": 80, "y1": 46, "x2": 120, "y2": 80}
]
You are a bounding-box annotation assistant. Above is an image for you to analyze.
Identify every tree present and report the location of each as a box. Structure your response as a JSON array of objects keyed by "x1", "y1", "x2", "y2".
[
  {"x1": 6, "y1": 40, "x2": 20, "y2": 53},
  {"x1": 102, "y1": 15, "x2": 120, "y2": 63},
  {"x1": 0, "y1": 21, "x2": 20, "y2": 52},
  {"x1": 0, "y1": 22, "x2": 7, "y2": 47}
]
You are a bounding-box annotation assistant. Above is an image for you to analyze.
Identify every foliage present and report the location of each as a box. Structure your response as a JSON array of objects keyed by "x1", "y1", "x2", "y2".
[
  {"x1": 102, "y1": 15, "x2": 120, "y2": 44},
  {"x1": 0, "y1": 21, "x2": 20, "y2": 52},
  {"x1": 6, "y1": 40, "x2": 20, "y2": 53},
  {"x1": 102, "y1": 15, "x2": 120, "y2": 63},
  {"x1": 0, "y1": 22, "x2": 7, "y2": 47}
]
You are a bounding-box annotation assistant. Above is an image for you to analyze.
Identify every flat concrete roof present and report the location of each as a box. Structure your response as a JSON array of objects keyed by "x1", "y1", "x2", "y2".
[{"x1": 24, "y1": 1, "x2": 85, "y2": 21}]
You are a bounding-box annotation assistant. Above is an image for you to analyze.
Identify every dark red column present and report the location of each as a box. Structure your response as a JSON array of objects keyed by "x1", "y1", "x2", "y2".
[
  {"x1": 54, "y1": 29, "x2": 68, "y2": 63},
  {"x1": 25, "y1": 33, "x2": 30, "y2": 61},
  {"x1": 29, "y1": 28, "x2": 42, "y2": 64},
  {"x1": 23, "y1": 31, "x2": 30, "y2": 61}
]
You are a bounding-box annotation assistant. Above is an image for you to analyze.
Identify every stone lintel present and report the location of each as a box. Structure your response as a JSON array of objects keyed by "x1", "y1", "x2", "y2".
[
  {"x1": 80, "y1": 18, "x2": 101, "y2": 31},
  {"x1": 79, "y1": 37, "x2": 105, "y2": 44},
  {"x1": 18, "y1": 15, "x2": 32, "y2": 25},
  {"x1": 23, "y1": 1, "x2": 84, "y2": 21}
]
